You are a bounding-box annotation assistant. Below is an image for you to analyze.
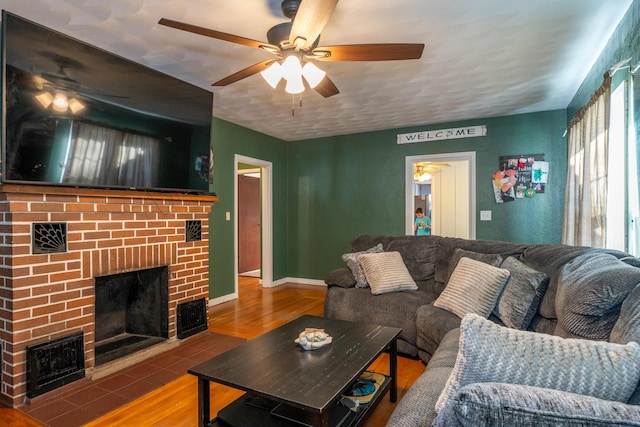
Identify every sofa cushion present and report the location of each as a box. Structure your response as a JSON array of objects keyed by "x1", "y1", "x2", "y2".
[
  {"x1": 358, "y1": 251, "x2": 418, "y2": 295},
  {"x1": 435, "y1": 314, "x2": 640, "y2": 414},
  {"x1": 611, "y1": 282, "x2": 640, "y2": 345},
  {"x1": 433, "y1": 382, "x2": 640, "y2": 427},
  {"x1": 341, "y1": 243, "x2": 383, "y2": 288},
  {"x1": 522, "y1": 244, "x2": 630, "y2": 319},
  {"x1": 434, "y1": 258, "x2": 510, "y2": 319},
  {"x1": 555, "y1": 252, "x2": 640, "y2": 340},
  {"x1": 351, "y1": 234, "x2": 442, "y2": 283},
  {"x1": 494, "y1": 256, "x2": 549, "y2": 330},
  {"x1": 387, "y1": 366, "x2": 453, "y2": 427},
  {"x1": 416, "y1": 303, "x2": 462, "y2": 363},
  {"x1": 323, "y1": 285, "x2": 438, "y2": 357},
  {"x1": 445, "y1": 248, "x2": 503, "y2": 285},
  {"x1": 434, "y1": 237, "x2": 526, "y2": 285},
  {"x1": 426, "y1": 328, "x2": 460, "y2": 369}
]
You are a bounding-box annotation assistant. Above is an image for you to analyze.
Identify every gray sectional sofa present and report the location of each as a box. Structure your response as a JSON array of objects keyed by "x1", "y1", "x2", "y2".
[{"x1": 323, "y1": 235, "x2": 640, "y2": 426}]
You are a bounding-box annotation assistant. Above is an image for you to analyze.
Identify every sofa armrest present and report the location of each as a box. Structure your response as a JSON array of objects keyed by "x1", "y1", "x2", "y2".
[
  {"x1": 433, "y1": 382, "x2": 640, "y2": 427},
  {"x1": 416, "y1": 303, "x2": 461, "y2": 362},
  {"x1": 324, "y1": 267, "x2": 356, "y2": 288}
]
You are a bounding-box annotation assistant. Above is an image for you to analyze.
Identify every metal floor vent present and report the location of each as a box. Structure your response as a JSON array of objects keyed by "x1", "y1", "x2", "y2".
[
  {"x1": 26, "y1": 332, "x2": 85, "y2": 398},
  {"x1": 177, "y1": 298, "x2": 208, "y2": 339}
]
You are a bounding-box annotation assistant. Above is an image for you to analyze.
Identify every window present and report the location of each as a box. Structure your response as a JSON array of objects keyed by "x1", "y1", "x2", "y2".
[{"x1": 606, "y1": 76, "x2": 640, "y2": 255}]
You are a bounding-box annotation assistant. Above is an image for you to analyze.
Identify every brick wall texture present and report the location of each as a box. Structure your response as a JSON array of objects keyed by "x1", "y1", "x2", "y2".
[{"x1": 0, "y1": 188, "x2": 214, "y2": 406}]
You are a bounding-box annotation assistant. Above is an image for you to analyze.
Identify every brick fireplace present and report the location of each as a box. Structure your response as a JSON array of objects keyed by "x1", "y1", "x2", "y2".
[{"x1": 0, "y1": 184, "x2": 217, "y2": 406}]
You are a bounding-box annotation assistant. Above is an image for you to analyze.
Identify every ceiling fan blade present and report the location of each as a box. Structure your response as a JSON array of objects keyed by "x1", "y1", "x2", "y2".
[
  {"x1": 159, "y1": 18, "x2": 278, "y2": 51},
  {"x1": 423, "y1": 162, "x2": 452, "y2": 168},
  {"x1": 313, "y1": 75, "x2": 339, "y2": 98},
  {"x1": 212, "y1": 60, "x2": 276, "y2": 86},
  {"x1": 312, "y1": 43, "x2": 425, "y2": 61},
  {"x1": 289, "y1": 0, "x2": 339, "y2": 51}
]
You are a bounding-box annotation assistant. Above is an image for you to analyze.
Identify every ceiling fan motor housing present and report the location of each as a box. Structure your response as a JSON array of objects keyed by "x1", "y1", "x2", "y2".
[
  {"x1": 267, "y1": 21, "x2": 319, "y2": 51},
  {"x1": 281, "y1": 0, "x2": 300, "y2": 19}
]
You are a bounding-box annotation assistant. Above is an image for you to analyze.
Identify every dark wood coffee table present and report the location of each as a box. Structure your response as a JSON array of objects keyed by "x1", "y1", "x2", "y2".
[{"x1": 188, "y1": 315, "x2": 401, "y2": 427}]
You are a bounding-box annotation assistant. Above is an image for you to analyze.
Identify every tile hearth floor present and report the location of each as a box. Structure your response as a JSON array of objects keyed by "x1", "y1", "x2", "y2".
[{"x1": 18, "y1": 332, "x2": 245, "y2": 427}]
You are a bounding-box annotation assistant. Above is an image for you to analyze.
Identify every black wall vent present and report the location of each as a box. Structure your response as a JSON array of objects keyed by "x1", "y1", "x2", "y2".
[
  {"x1": 177, "y1": 298, "x2": 208, "y2": 339},
  {"x1": 185, "y1": 220, "x2": 202, "y2": 242},
  {"x1": 26, "y1": 332, "x2": 85, "y2": 398},
  {"x1": 32, "y1": 223, "x2": 67, "y2": 254}
]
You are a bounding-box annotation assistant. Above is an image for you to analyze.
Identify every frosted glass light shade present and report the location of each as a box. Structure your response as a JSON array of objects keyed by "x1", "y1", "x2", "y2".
[
  {"x1": 281, "y1": 55, "x2": 302, "y2": 81},
  {"x1": 285, "y1": 74, "x2": 304, "y2": 94},
  {"x1": 302, "y1": 62, "x2": 326, "y2": 88},
  {"x1": 261, "y1": 61, "x2": 282, "y2": 88}
]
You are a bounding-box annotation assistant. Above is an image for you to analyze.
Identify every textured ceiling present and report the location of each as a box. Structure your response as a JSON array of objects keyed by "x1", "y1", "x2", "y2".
[{"x1": 0, "y1": 0, "x2": 633, "y2": 141}]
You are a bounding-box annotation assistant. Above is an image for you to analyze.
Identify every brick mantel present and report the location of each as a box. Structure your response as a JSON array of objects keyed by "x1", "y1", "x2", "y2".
[{"x1": 0, "y1": 184, "x2": 217, "y2": 406}]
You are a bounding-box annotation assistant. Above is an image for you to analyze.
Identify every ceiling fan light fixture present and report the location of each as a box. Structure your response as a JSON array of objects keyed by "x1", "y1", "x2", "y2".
[
  {"x1": 285, "y1": 74, "x2": 304, "y2": 94},
  {"x1": 261, "y1": 61, "x2": 283, "y2": 88},
  {"x1": 302, "y1": 61, "x2": 326, "y2": 88}
]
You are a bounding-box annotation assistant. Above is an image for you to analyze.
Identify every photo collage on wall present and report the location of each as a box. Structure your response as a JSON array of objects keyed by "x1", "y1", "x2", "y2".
[{"x1": 493, "y1": 154, "x2": 549, "y2": 203}]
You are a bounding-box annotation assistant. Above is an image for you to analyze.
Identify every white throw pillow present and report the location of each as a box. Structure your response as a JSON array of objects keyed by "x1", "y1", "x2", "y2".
[
  {"x1": 358, "y1": 251, "x2": 417, "y2": 295},
  {"x1": 435, "y1": 314, "x2": 640, "y2": 415},
  {"x1": 434, "y1": 257, "x2": 510, "y2": 319}
]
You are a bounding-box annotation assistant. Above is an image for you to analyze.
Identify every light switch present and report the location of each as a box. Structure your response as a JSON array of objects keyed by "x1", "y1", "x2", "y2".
[
  {"x1": 225, "y1": 212, "x2": 231, "y2": 221},
  {"x1": 480, "y1": 210, "x2": 492, "y2": 221}
]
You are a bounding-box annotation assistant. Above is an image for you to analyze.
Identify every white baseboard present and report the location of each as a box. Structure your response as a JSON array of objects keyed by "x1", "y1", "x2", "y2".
[
  {"x1": 209, "y1": 292, "x2": 238, "y2": 307},
  {"x1": 269, "y1": 277, "x2": 326, "y2": 288}
]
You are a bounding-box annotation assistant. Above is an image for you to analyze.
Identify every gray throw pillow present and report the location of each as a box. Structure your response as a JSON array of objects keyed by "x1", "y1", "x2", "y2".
[
  {"x1": 434, "y1": 382, "x2": 640, "y2": 427},
  {"x1": 555, "y1": 253, "x2": 640, "y2": 340},
  {"x1": 341, "y1": 243, "x2": 383, "y2": 288},
  {"x1": 445, "y1": 248, "x2": 503, "y2": 285},
  {"x1": 323, "y1": 267, "x2": 357, "y2": 288},
  {"x1": 493, "y1": 257, "x2": 549, "y2": 330},
  {"x1": 358, "y1": 251, "x2": 418, "y2": 295},
  {"x1": 435, "y1": 314, "x2": 640, "y2": 415},
  {"x1": 434, "y1": 258, "x2": 510, "y2": 319}
]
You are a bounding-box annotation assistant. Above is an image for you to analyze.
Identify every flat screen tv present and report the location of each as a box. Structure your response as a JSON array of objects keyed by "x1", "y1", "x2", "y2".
[{"x1": 2, "y1": 11, "x2": 214, "y2": 194}]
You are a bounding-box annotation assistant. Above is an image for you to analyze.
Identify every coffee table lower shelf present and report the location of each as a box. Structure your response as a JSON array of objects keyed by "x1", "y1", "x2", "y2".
[{"x1": 210, "y1": 374, "x2": 391, "y2": 427}]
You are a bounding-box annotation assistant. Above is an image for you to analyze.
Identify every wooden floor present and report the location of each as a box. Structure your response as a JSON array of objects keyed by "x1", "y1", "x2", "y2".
[{"x1": 1, "y1": 277, "x2": 425, "y2": 427}]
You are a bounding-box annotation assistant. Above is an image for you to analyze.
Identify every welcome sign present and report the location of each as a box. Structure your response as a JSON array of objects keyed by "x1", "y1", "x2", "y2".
[{"x1": 397, "y1": 125, "x2": 487, "y2": 144}]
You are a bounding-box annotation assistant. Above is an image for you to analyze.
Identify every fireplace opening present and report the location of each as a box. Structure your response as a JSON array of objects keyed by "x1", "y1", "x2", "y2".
[{"x1": 95, "y1": 266, "x2": 169, "y2": 366}]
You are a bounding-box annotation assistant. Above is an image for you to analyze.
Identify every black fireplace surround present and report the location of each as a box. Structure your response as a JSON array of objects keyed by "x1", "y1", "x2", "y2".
[{"x1": 95, "y1": 266, "x2": 169, "y2": 365}]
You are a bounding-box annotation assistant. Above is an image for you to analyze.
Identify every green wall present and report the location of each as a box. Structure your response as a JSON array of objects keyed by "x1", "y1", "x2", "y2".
[
  {"x1": 286, "y1": 110, "x2": 567, "y2": 279},
  {"x1": 208, "y1": 118, "x2": 287, "y2": 298}
]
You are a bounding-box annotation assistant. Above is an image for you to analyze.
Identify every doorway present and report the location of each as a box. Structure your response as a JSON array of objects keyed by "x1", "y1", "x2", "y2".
[
  {"x1": 405, "y1": 152, "x2": 476, "y2": 239},
  {"x1": 238, "y1": 168, "x2": 261, "y2": 277},
  {"x1": 234, "y1": 155, "x2": 273, "y2": 294}
]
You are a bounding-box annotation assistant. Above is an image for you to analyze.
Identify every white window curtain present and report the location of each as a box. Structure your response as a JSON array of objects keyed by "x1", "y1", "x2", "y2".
[
  {"x1": 562, "y1": 74, "x2": 611, "y2": 247},
  {"x1": 64, "y1": 122, "x2": 160, "y2": 188}
]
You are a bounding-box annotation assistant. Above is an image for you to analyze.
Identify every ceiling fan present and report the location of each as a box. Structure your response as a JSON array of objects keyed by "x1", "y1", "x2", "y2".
[
  {"x1": 25, "y1": 54, "x2": 129, "y2": 115},
  {"x1": 414, "y1": 162, "x2": 451, "y2": 182},
  {"x1": 158, "y1": 0, "x2": 424, "y2": 98}
]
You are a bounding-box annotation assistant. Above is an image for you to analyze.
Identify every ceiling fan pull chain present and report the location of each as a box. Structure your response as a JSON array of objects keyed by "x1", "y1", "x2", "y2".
[{"x1": 292, "y1": 95, "x2": 295, "y2": 116}]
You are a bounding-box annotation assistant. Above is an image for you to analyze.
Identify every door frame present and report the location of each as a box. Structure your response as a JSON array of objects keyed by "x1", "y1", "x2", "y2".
[
  {"x1": 234, "y1": 155, "x2": 273, "y2": 292},
  {"x1": 405, "y1": 151, "x2": 477, "y2": 238}
]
